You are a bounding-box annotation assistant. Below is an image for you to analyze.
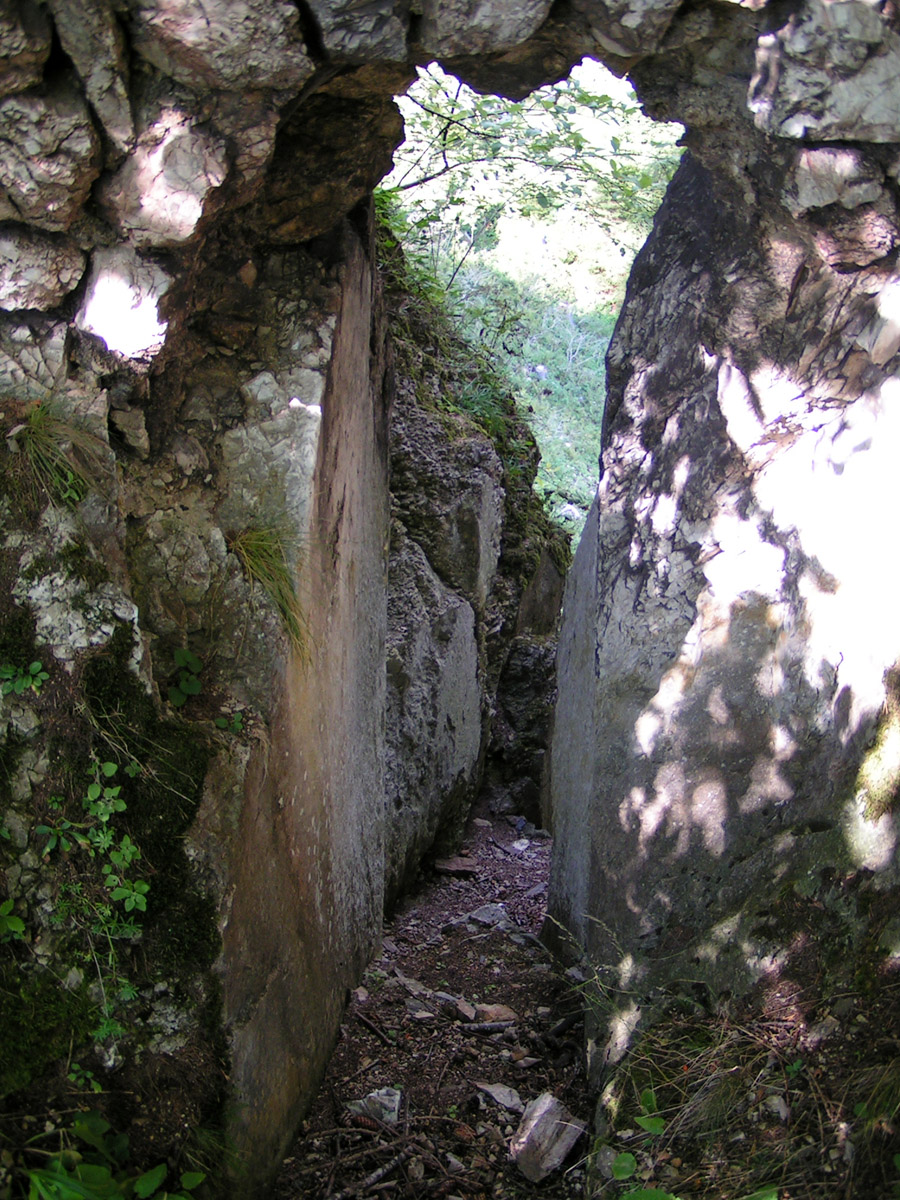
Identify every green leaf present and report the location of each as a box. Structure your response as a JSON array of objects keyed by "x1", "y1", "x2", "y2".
[
  {"x1": 635, "y1": 1114, "x2": 666, "y2": 1135},
  {"x1": 179, "y1": 1172, "x2": 206, "y2": 1191},
  {"x1": 134, "y1": 1163, "x2": 168, "y2": 1198},
  {"x1": 100, "y1": 761, "x2": 118, "y2": 777},
  {"x1": 624, "y1": 1190, "x2": 682, "y2": 1200},
  {"x1": 612, "y1": 1152, "x2": 637, "y2": 1180},
  {"x1": 168, "y1": 687, "x2": 187, "y2": 707},
  {"x1": 87, "y1": 782, "x2": 102, "y2": 802},
  {"x1": 739, "y1": 1190, "x2": 779, "y2": 1200},
  {"x1": 72, "y1": 1111, "x2": 111, "y2": 1150},
  {"x1": 179, "y1": 673, "x2": 201, "y2": 696},
  {"x1": 174, "y1": 648, "x2": 202, "y2": 674},
  {"x1": 28, "y1": 661, "x2": 42, "y2": 674},
  {"x1": 640, "y1": 1088, "x2": 658, "y2": 1114}
]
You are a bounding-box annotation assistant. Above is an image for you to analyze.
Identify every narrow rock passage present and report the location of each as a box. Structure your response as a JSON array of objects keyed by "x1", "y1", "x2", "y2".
[{"x1": 275, "y1": 798, "x2": 591, "y2": 1198}]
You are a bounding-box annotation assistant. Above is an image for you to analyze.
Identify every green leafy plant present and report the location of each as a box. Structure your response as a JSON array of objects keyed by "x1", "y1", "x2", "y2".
[
  {"x1": 612, "y1": 1151, "x2": 638, "y2": 1180},
  {"x1": 1, "y1": 659, "x2": 49, "y2": 696},
  {"x1": 35, "y1": 761, "x2": 151, "y2": 1042},
  {"x1": 20, "y1": 1110, "x2": 206, "y2": 1200},
  {"x1": 214, "y1": 710, "x2": 244, "y2": 735},
  {"x1": 228, "y1": 525, "x2": 308, "y2": 657},
  {"x1": 168, "y1": 649, "x2": 203, "y2": 708},
  {"x1": 0, "y1": 896, "x2": 25, "y2": 941},
  {"x1": 67, "y1": 1062, "x2": 103, "y2": 1095},
  {"x1": 634, "y1": 1088, "x2": 666, "y2": 1136}
]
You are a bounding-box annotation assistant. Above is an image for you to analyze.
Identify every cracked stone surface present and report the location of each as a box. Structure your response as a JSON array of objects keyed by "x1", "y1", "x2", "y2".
[
  {"x1": 0, "y1": 81, "x2": 99, "y2": 230},
  {"x1": 100, "y1": 103, "x2": 228, "y2": 247},
  {"x1": 0, "y1": 227, "x2": 85, "y2": 310}
]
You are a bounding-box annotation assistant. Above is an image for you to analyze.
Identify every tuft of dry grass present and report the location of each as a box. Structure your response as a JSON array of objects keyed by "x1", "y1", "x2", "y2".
[
  {"x1": 227, "y1": 524, "x2": 309, "y2": 659},
  {"x1": 4, "y1": 398, "x2": 108, "y2": 509}
]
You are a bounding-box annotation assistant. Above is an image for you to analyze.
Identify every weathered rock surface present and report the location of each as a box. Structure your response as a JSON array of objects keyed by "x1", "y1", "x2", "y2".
[
  {"x1": 46, "y1": 0, "x2": 134, "y2": 153},
  {"x1": 130, "y1": 0, "x2": 315, "y2": 91},
  {"x1": 0, "y1": 0, "x2": 50, "y2": 96},
  {"x1": 384, "y1": 524, "x2": 482, "y2": 904},
  {"x1": 1, "y1": 0, "x2": 900, "y2": 1193},
  {"x1": 100, "y1": 105, "x2": 228, "y2": 247},
  {"x1": 548, "y1": 149, "x2": 900, "y2": 1075},
  {"x1": 0, "y1": 227, "x2": 85, "y2": 310},
  {"x1": 390, "y1": 389, "x2": 504, "y2": 611},
  {"x1": 0, "y1": 81, "x2": 99, "y2": 230}
]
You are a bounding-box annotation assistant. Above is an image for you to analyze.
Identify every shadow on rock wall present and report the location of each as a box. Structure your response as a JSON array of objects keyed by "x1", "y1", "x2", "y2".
[{"x1": 547, "y1": 153, "x2": 900, "y2": 1080}]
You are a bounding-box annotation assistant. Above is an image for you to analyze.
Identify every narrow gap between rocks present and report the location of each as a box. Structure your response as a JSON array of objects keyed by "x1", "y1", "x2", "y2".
[{"x1": 274, "y1": 795, "x2": 590, "y2": 1199}]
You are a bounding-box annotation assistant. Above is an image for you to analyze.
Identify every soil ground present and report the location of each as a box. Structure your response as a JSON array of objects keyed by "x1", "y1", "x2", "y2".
[
  {"x1": 274, "y1": 798, "x2": 900, "y2": 1200},
  {"x1": 274, "y1": 795, "x2": 592, "y2": 1200}
]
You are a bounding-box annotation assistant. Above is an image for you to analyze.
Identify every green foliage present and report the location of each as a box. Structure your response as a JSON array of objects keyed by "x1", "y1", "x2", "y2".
[
  {"x1": 379, "y1": 59, "x2": 676, "y2": 536},
  {"x1": 1, "y1": 659, "x2": 49, "y2": 697},
  {"x1": 17, "y1": 1110, "x2": 206, "y2": 1200},
  {"x1": 0, "y1": 967, "x2": 95, "y2": 1097},
  {"x1": 214, "y1": 711, "x2": 244, "y2": 735},
  {"x1": 0, "y1": 896, "x2": 25, "y2": 941},
  {"x1": 228, "y1": 525, "x2": 308, "y2": 657},
  {"x1": 30, "y1": 761, "x2": 151, "y2": 1043},
  {"x1": 613, "y1": 1152, "x2": 638, "y2": 1179},
  {"x1": 387, "y1": 62, "x2": 681, "y2": 284},
  {"x1": 167, "y1": 649, "x2": 203, "y2": 708},
  {"x1": 68, "y1": 1062, "x2": 103, "y2": 1094}
]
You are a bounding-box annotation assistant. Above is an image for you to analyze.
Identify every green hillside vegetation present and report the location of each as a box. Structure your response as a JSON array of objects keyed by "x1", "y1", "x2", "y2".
[{"x1": 382, "y1": 61, "x2": 682, "y2": 533}]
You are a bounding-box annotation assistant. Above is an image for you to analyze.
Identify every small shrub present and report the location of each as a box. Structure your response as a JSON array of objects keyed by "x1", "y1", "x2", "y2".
[
  {"x1": 168, "y1": 648, "x2": 203, "y2": 708},
  {"x1": 0, "y1": 898, "x2": 24, "y2": 942},
  {"x1": 0, "y1": 659, "x2": 49, "y2": 697}
]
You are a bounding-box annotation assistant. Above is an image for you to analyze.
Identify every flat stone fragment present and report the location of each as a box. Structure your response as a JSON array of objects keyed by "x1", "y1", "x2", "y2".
[
  {"x1": 475, "y1": 1002, "x2": 519, "y2": 1023},
  {"x1": 0, "y1": 0, "x2": 51, "y2": 96},
  {"x1": 0, "y1": 227, "x2": 85, "y2": 310},
  {"x1": 469, "y1": 903, "x2": 514, "y2": 928},
  {"x1": 475, "y1": 1082, "x2": 524, "y2": 1113},
  {"x1": 131, "y1": 0, "x2": 315, "y2": 91},
  {"x1": 0, "y1": 82, "x2": 99, "y2": 230},
  {"x1": 509, "y1": 1092, "x2": 586, "y2": 1182},
  {"x1": 346, "y1": 1087, "x2": 402, "y2": 1125},
  {"x1": 108, "y1": 406, "x2": 150, "y2": 458},
  {"x1": 434, "y1": 855, "x2": 480, "y2": 876}
]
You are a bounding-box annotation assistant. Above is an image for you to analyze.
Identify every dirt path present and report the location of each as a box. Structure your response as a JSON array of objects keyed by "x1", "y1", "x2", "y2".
[{"x1": 274, "y1": 797, "x2": 592, "y2": 1199}]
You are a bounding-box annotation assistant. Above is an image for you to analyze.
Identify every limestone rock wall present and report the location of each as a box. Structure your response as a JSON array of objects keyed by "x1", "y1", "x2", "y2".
[
  {"x1": 0, "y1": 3, "x2": 570, "y2": 1190},
  {"x1": 548, "y1": 3, "x2": 900, "y2": 1074},
  {"x1": 4, "y1": 0, "x2": 900, "y2": 1188}
]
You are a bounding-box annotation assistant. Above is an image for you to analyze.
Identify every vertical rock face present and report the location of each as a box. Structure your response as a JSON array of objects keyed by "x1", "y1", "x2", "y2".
[
  {"x1": 383, "y1": 274, "x2": 568, "y2": 904},
  {"x1": 549, "y1": 0, "x2": 900, "y2": 1066},
  {"x1": 0, "y1": 5, "x2": 570, "y2": 1191}
]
